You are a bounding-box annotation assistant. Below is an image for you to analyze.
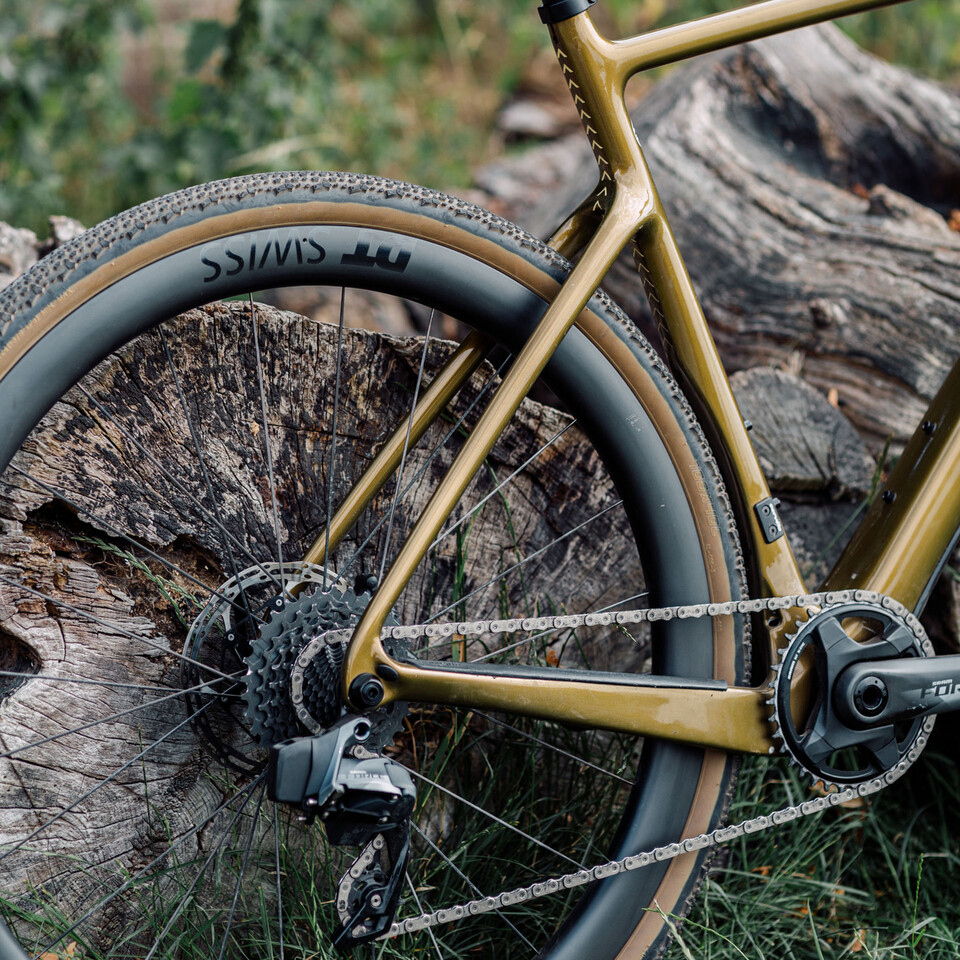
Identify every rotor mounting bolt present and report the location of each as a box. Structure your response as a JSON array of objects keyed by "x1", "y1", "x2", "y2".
[
  {"x1": 356, "y1": 574, "x2": 380, "y2": 594},
  {"x1": 853, "y1": 675, "x2": 888, "y2": 718},
  {"x1": 350, "y1": 673, "x2": 385, "y2": 708}
]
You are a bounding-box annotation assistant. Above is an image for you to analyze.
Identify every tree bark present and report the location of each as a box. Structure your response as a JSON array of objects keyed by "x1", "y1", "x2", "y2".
[{"x1": 490, "y1": 23, "x2": 960, "y2": 449}]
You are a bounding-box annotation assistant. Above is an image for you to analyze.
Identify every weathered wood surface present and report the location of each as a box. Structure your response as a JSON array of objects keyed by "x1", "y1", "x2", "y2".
[
  {"x1": 481, "y1": 23, "x2": 960, "y2": 449},
  {"x1": 0, "y1": 301, "x2": 639, "y2": 940},
  {"x1": 0, "y1": 216, "x2": 84, "y2": 292}
]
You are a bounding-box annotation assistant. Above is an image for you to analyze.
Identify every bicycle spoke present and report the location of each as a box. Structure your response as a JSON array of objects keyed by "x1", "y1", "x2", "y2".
[
  {"x1": 430, "y1": 419, "x2": 577, "y2": 550},
  {"x1": 75, "y1": 382, "x2": 280, "y2": 590},
  {"x1": 401, "y1": 763, "x2": 584, "y2": 870},
  {"x1": 216, "y1": 781, "x2": 267, "y2": 960},
  {"x1": 333, "y1": 352, "x2": 511, "y2": 587},
  {"x1": 405, "y1": 872, "x2": 445, "y2": 960},
  {"x1": 472, "y1": 712, "x2": 631, "y2": 785},
  {"x1": 0, "y1": 573, "x2": 238, "y2": 682},
  {"x1": 0, "y1": 698, "x2": 218, "y2": 865},
  {"x1": 140, "y1": 774, "x2": 266, "y2": 960},
  {"x1": 33, "y1": 774, "x2": 265, "y2": 958},
  {"x1": 0, "y1": 669, "x2": 241, "y2": 695},
  {"x1": 427, "y1": 498, "x2": 623, "y2": 624},
  {"x1": 379, "y1": 310, "x2": 436, "y2": 584},
  {"x1": 0, "y1": 673, "x2": 241, "y2": 760},
  {"x1": 251, "y1": 296, "x2": 286, "y2": 587},
  {"x1": 324, "y1": 288, "x2": 347, "y2": 590},
  {"x1": 6, "y1": 466, "x2": 260, "y2": 625},
  {"x1": 159, "y1": 328, "x2": 257, "y2": 627},
  {"x1": 411, "y1": 822, "x2": 537, "y2": 951},
  {"x1": 274, "y1": 810, "x2": 285, "y2": 960}
]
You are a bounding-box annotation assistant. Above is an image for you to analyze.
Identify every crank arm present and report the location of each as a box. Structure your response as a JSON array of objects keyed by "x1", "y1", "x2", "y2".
[{"x1": 835, "y1": 653, "x2": 960, "y2": 728}]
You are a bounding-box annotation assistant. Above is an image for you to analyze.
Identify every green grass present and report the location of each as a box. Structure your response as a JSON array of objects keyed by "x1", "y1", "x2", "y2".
[
  {"x1": 6, "y1": 602, "x2": 959, "y2": 960},
  {"x1": 661, "y1": 723, "x2": 960, "y2": 960}
]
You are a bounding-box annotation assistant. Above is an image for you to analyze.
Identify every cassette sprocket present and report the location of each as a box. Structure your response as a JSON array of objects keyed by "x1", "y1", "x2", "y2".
[{"x1": 243, "y1": 573, "x2": 406, "y2": 752}]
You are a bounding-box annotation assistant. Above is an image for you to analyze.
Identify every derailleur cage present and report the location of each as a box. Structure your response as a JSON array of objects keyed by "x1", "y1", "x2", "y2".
[{"x1": 267, "y1": 716, "x2": 416, "y2": 950}]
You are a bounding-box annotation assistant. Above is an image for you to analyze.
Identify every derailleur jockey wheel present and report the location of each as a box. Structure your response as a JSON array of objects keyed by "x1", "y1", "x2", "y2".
[{"x1": 771, "y1": 599, "x2": 933, "y2": 788}]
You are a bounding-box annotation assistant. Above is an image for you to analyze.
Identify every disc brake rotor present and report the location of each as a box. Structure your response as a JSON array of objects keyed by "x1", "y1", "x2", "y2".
[{"x1": 182, "y1": 561, "x2": 405, "y2": 768}]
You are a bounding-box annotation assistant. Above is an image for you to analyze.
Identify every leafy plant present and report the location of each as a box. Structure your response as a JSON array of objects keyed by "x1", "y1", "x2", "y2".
[{"x1": 3, "y1": 0, "x2": 958, "y2": 234}]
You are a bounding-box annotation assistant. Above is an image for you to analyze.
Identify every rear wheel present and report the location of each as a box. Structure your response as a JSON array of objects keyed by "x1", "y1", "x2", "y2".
[{"x1": 0, "y1": 173, "x2": 746, "y2": 959}]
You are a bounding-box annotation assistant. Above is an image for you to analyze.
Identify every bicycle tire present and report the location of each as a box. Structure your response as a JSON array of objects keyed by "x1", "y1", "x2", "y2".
[{"x1": 0, "y1": 172, "x2": 747, "y2": 960}]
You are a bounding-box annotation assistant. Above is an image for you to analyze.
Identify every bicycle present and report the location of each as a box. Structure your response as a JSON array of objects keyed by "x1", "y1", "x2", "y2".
[{"x1": 0, "y1": 0, "x2": 956, "y2": 956}]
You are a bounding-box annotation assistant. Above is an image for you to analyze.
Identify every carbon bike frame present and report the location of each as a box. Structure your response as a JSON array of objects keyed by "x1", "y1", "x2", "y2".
[{"x1": 304, "y1": 0, "x2": 960, "y2": 756}]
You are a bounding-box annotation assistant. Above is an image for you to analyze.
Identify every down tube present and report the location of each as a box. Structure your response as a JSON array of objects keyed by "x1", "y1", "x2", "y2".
[{"x1": 824, "y1": 356, "x2": 960, "y2": 612}]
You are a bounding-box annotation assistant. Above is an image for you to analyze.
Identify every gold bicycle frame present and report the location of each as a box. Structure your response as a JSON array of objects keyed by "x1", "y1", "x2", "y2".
[{"x1": 310, "y1": 0, "x2": 960, "y2": 756}]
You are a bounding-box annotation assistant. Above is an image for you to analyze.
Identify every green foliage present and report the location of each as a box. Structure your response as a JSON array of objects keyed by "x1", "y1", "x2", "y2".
[
  {"x1": 0, "y1": 0, "x2": 544, "y2": 232},
  {"x1": 661, "y1": 740, "x2": 960, "y2": 960},
  {"x1": 1, "y1": 0, "x2": 959, "y2": 234},
  {"x1": 0, "y1": 2, "x2": 146, "y2": 230}
]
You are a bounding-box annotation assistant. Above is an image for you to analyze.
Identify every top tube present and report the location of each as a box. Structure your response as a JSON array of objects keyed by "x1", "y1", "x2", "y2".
[{"x1": 541, "y1": 0, "x2": 915, "y2": 74}]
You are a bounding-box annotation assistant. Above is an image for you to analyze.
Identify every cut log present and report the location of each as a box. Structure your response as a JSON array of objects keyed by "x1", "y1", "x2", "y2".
[
  {"x1": 492, "y1": 23, "x2": 960, "y2": 449},
  {"x1": 0, "y1": 300, "x2": 639, "y2": 944}
]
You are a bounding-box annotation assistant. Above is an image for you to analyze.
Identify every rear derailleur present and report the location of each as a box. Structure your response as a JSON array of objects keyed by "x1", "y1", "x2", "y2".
[{"x1": 267, "y1": 716, "x2": 416, "y2": 951}]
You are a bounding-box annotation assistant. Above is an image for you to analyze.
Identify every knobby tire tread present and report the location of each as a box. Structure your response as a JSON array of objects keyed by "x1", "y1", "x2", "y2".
[{"x1": 0, "y1": 172, "x2": 749, "y2": 960}]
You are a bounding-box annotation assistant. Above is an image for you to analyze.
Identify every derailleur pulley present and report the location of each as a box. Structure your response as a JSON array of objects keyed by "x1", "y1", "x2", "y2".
[{"x1": 268, "y1": 716, "x2": 416, "y2": 950}]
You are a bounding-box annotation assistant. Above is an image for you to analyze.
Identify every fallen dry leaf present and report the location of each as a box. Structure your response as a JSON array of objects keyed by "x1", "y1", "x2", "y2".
[{"x1": 39, "y1": 945, "x2": 77, "y2": 960}]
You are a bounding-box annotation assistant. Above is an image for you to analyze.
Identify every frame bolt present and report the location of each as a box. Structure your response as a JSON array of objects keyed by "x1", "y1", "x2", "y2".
[
  {"x1": 350, "y1": 673, "x2": 385, "y2": 708},
  {"x1": 356, "y1": 574, "x2": 380, "y2": 594},
  {"x1": 921, "y1": 419, "x2": 936, "y2": 435},
  {"x1": 881, "y1": 489, "x2": 896, "y2": 504}
]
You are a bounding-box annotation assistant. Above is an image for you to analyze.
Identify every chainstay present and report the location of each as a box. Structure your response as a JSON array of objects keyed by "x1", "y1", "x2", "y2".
[{"x1": 340, "y1": 587, "x2": 933, "y2": 939}]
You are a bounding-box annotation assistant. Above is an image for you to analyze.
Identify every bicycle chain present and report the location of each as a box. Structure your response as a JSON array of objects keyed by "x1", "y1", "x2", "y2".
[{"x1": 291, "y1": 588, "x2": 935, "y2": 939}]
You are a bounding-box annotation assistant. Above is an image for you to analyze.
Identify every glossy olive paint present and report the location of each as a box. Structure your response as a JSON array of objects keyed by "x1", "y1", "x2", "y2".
[{"x1": 334, "y1": 0, "x2": 943, "y2": 757}]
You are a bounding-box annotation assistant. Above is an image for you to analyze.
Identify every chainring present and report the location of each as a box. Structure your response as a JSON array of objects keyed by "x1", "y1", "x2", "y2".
[{"x1": 770, "y1": 598, "x2": 932, "y2": 788}]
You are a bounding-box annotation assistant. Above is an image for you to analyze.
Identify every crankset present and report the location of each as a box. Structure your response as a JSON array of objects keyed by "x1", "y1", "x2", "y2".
[
  {"x1": 772, "y1": 598, "x2": 960, "y2": 786},
  {"x1": 268, "y1": 716, "x2": 416, "y2": 950}
]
